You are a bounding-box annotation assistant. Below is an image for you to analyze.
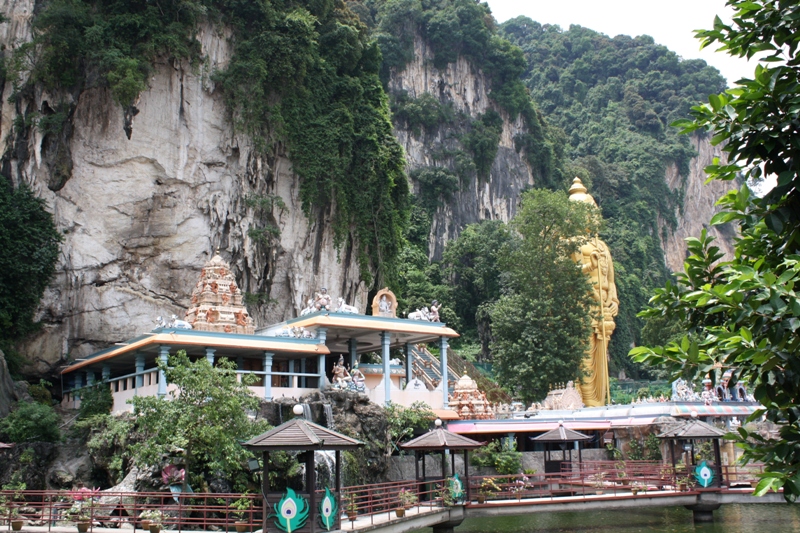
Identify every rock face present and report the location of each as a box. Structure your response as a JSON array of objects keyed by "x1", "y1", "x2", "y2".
[
  {"x1": 0, "y1": 1, "x2": 734, "y2": 377},
  {"x1": 0, "y1": 350, "x2": 19, "y2": 417},
  {"x1": 1, "y1": 0, "x2": 365, "y2": 376},
  {"x1": 389, "y1": 36, "x2": 536, "y2": 259},
  {"x1": 660, "y1": 135, "x2": 736, "y2": 272}
]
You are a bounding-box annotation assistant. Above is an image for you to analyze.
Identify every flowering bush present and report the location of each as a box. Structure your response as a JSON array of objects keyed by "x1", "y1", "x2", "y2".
[
  {"x1": 397, "y1": 488, "x2": 417, "y2": 507},
  {"x1": 513, "y1": 475, "x2": 529, "y2": 492},
  {"x1": 140, "y1": 510, "x2": 164, "y2": 524},
  {"x1": 161, "y1": 465, "x2": 185, "y2": 486},
  {"x1": 478, "y1": 478, "x2": 501, "y2": 495},
  {"x1": 65, "y1": 487, "x2": 99, "y2": 521}
]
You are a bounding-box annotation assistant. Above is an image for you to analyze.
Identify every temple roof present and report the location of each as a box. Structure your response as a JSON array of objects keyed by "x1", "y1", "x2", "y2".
[
  {"x1": 62, "y1": 329, "x2": 327, "y2": 374},
  {"x1": 261, "y1": 311, "x2": 459, "y2": 354},
  {"x1": 400, "y1": 428, "x2": 485, "y2": 450},
  {"x1": 243, "y1": 418, "x2": 363, "y2": 451}
]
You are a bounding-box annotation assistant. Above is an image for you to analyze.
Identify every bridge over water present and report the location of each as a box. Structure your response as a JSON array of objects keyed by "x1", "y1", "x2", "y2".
[{"x1": 344, "y1": 487, "x2": 785, "y2": 533}]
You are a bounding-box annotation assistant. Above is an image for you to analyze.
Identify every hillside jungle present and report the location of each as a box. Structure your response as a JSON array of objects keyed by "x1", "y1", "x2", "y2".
[{"x1": 0, "y1": 0, "x2": 728, "y2": 489}]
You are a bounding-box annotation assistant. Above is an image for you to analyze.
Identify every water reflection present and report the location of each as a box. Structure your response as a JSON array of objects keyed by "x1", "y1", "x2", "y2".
[{"x1": 441, "y1": 504, "x2": 800, "y2": 533}]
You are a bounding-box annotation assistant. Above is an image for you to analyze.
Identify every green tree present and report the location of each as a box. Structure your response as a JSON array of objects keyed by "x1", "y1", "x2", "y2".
[
  {"x1": 441, "y1": 220, "x2": 511, "y2": 358},
  {"x1": 490, "y1": 188, "x2": 599, "y2": 404},
  {"x1": 632, "y1": 0, "x2": 800, "y2": 501},
  {"x1": 0, "y1": 178, "x2": 61, "y2": 343},
  {"x1": 129, "y1": 351, "x2": 269, "y2": 486},
  {"x1": 0, "y1": 401, "x2": 61, "y2": 442},
  {"x1": 384, "y1": 401, "x2": 435, "y2": 453}
]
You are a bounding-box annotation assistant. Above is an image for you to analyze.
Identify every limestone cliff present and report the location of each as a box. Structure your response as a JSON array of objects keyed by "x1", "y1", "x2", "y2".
[
  {"x1": 1, "y1": 0, "x2": 365, "y2": 376},
  {"x1": 388, "y1": 36, "x2": 535, "y2": 259},
  {"x1": 659, "y1": 135, "x2": 736, "y2": 271}
]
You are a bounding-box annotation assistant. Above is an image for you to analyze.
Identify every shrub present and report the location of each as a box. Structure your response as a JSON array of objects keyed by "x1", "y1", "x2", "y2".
[
  {"x1": 0, "y1": 401, "x2": 61, "y2": 442},
  {"x1": 78, "y1": 384, "x2": 113, "y2": 419}
]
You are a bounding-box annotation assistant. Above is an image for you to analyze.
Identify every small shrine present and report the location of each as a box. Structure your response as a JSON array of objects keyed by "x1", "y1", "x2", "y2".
[
  {"x1": 535, "y1": 381, "x2": 585, "y2": 411},
  {"x1": 185, "y1": 251, "x2": 255, "y2": 334},
  {"x1": 449, "y1": 374, "x2": 494, "y2": 420},
  {"x1": 371, "y1": 287, "x2": 397, "y2": 317}
]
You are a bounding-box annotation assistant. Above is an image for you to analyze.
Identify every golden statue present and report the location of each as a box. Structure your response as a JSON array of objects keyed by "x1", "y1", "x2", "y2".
[{"x1": 568, "y1": 178, "x2": 619, "y2": 407}]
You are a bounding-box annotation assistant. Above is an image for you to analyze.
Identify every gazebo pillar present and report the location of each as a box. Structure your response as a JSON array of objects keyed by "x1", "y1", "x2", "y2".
[
  {"x1": 205, "y1": 347, "x2": 216, "y2": 365},
  {"x1": 381, "y1": 332, "x2": 391, "y2": 405},
  {"x1": 101, "y1": 365, "x2": 111, "y2": 382},
  {"x1": 158, "y1": 346, "x2": 170, "y2": 398},
  {"x1": 439, "y1": 336, "x2": 449, "y2": 408},
  {"x1": 86, "y1": 370, "x2": 95, "y2": 387}
]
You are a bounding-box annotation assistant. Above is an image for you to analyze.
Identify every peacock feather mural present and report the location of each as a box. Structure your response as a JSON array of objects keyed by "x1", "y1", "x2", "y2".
[
  {"x1": 272, "y1": 488, "x2": 310, "y2": 533},
  {"x1": 318, "y1": 487, "x2": 337, "y2": 530}
]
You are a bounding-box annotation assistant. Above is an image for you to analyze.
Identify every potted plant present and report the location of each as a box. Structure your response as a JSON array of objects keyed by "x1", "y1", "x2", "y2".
[
  {"x1": 397, "y1": 488, "x2": 417, "y2": 513},
  {"x1": 344, "y1": 494, "x2": 358, "y2": 522},
  {"x1": 677, "y1": 475, "x2": 694, "y2": 492},
  {"x1": 615, "y1": 461, "x2": 629, "y2": 485},
  {"x1": 66, "y1": 502, "x2": 92, "y2": 532},
  {"x1": 229, "y1": 494, "x2": 253, "y2": 532},
  {"x1": 8, "y1": 507, "x2": 24, "y2": 531},
  {"x1": 139, "y1": 510, "x2": 164, "y2": 533},
  {"x1": 588, "y1": 472, "x2": 606, "y2": 495},
  {"x1": 477, "y1": 478, "x2": 501, "y2": 504},
  {"x1": 630, "y1": 481, "x2": 647, "y2": 496}
]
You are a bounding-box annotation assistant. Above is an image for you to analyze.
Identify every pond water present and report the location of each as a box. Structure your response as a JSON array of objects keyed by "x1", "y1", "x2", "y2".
[{"x1": 439, "y1": 504, "x2": 800, "y2": 533}]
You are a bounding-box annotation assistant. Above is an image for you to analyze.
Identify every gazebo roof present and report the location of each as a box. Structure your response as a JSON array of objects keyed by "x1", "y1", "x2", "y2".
[
  {"x1": 533, "y1": 423, "x2": 592, "y2": 442},
  {"x1": 657, "y1": 418, "x2": 728, "y2": 439},
  {"x1": 400, "y1": 428, "x2": 485, "y2": 451},
  {"x1": 243, "y1": 418, "x2": 364, "y2": 451}
]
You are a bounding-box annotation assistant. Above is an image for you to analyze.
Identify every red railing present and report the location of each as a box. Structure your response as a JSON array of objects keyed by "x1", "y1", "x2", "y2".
[
  {"x1": 0, "y1": 490, "x2": 261, "y2": 532},
  {"x1": 0, "y1": 465, "x2": 768, "y2": 532}
]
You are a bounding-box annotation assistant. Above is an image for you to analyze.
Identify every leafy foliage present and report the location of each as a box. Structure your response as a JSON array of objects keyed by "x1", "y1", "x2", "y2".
[
  {"x1": 498, "y1": 18, "x2": 728, "y2": 377},
  {"x1": 0, "y1": 401, "x2": 61, "y2": 442},
  {"x1": 78, "y1": 384, "x2": 114, "y2": 419},
  {"x1": 440, "y1": 220, "x2": 511, "y2": 357},
  {"x1": 470, "y1": 439, "x2": 521, "y2": 475},
  {"x1": 129, "y1": 351, "x2": 269, "y2": 485},
  {"x1": 384, "y1": 400, "x2": 435, "y2": 452},
  {"x1": 632, "y1": 0, "x2": 800, "y2": 502},
  {"x1": 489, "y1": 189, "x2": 598, "y2": 403},
  {"x1": 0, "y1": 178, "x2": 61, "y2": 343}
]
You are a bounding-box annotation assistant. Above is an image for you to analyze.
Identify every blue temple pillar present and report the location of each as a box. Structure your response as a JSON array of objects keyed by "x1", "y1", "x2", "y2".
[
  {"x1": 74, "y1": 373, "x2": 83, "y2": 401},
  {"x1": 158, "y1": 346, "x2": 170, "y2": 398},
  {"x1": 382, "y1": 332, "x2": 391, "y2": 406},
  {"x1": 205, "y1": 348, "x2": 216, "y2": 365},
  {"x1": 135, "y1": 353, "x2": 145, "y2": 388},
  {"x1": 404, "y1": 343, "x2": 412, "y2": 384},
  {"x1": 440, "y1": 336, "x2": 449, "y2": 408},
  {"x1": 102, "y1": 365, "x2": 111, "y2": 382},
  {"x1": 86, "y1": 370, "x2": 95, "y2": 387},
  {"x1": 317, "y1": 328, "x2": 328, "y2": 388},
  {"x1": 263, "y1": 352, "x2": 274, "y2": 400}
]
